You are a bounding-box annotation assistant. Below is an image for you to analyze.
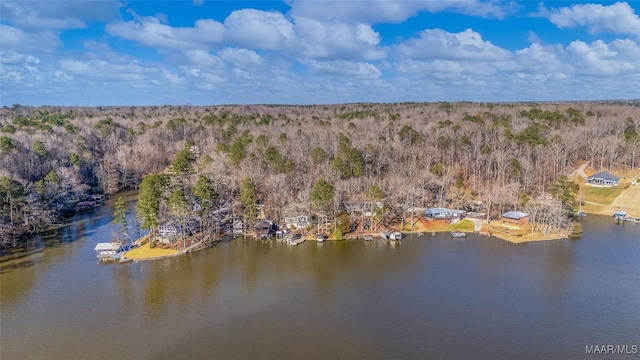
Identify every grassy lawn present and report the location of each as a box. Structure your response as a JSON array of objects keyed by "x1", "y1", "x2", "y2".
[
  {"x1": 581, "y1": 186, "x2": 624, "y2": 205},
  {"x1": 449, "y1": 219, "x2": 475, "y2": 231},
  {"x1": 580, "y1": 202, "x2": 605, "y2": 214},
  {"x1": 123, "y1": 242, "x2": 178, "y2": 260}
]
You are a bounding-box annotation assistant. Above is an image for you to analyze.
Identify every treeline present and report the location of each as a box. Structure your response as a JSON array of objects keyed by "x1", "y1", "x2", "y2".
[{"x1": 0, "y1": 102, "x2": 638, "y2": 242}]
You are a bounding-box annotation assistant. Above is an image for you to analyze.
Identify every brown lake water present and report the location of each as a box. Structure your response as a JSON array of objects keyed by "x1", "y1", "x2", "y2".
[{"x1": 1, "y1": 201, "x2": 639, "y2": 359}]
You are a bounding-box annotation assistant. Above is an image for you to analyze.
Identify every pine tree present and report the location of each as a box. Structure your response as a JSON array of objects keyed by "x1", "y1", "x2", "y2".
[
  {"x1": 239, "y1": 177, "x2": 257, "y2": 221},
  {"x1": 310, "y1": 179, "x2": 334, "y2": 212},
  {"x1": 193, "y1": 175, "x2": 217, "y2": 212},
  {"x1": 137, "y1": 174, "x2": 167, "y2": 231},
  {"x1": 112, "y1": 195, "x2": 128, "y2": 241}
]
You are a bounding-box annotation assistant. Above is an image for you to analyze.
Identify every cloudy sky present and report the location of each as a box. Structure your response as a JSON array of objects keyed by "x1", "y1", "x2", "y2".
[{"x1": 1, "y1": 1, "x2": 640, "y2": 106}]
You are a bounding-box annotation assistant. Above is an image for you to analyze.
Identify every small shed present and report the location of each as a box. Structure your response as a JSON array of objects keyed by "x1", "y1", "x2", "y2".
[
  {"x1": 586, "y1": 172, "x2": 620, "y2": 187},
  {"x1": 500, "y1": 211, "x2": 530, "y2": 227}
]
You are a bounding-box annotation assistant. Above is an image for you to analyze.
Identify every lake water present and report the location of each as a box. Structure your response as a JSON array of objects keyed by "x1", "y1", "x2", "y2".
[{"x1": 1, "y1": 201, "x2": 639, "y2": 359}]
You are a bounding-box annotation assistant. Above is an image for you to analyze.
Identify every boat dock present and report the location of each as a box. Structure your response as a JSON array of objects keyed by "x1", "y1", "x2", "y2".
[
  {"x1": 289, "y1": 237, "x2": 306, "y2": 246},
  {"x1": 614, "y1": 210, "x2": 639, "y2": 223},
  {"x1": 94, "y1": 242, "x2": 124, "y2": 262}
]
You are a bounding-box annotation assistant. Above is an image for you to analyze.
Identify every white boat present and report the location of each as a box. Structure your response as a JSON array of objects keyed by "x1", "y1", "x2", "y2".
[
  {"x1": 450, "y1": 231, "x2": 466, "y2": 238},
  {"x1": 316, "y1": 235, "x2": 325, "y2": 243},
  {"x1": 380, "y1": 231, "x2": 389, "y2": 240},
  {"x1": 389, "y1": 231, "x2": 403, "y2": 240}
]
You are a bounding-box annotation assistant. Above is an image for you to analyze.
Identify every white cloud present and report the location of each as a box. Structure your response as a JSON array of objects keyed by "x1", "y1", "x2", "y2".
[
  {"x1": 106, "y1": 9, "x2": 386, "y2": 63},
  {"x1": 0, "y1": 0, "x2": 122, "y2": 29},
  {"x1": 396, "y1": 28, "x2": 511, "y2": 61},
  {"x1": 0, "y1": 51, "x2": 27, "y2": 65},
  {"x1": 511, "y1": 43, "x2": 566, "y2": 73},
  {"x1": 393, "y1": 28, "x2": 640, "y2": 100},
  {"x1": 106, "y1": 17, "x2": 225, "y2": 50},
  {"x1": 295, "y1": 18, "x2": 386, "y2": 61},
  {"x1": 564, "y1": 39, "x2": 640, "y2": 76},
  {"x1": 541, "y1": 2, "x2": 640, "y2": 36},
  {"x1": 527, "y1": 31, "x2": 541, "y2": 44},
  {"x1": 306, "y1": 60, "x2": 382, "y2": 79},
  {"x1": 163, "y1": 69, "x2": 184, "y2": 85},
  {"x1": 218, "y1": 48, "x2": 263, "y2": 67},
  {"x1": 59, "y1": 59, "x2": 155, "y2": 82},
  {"x1": 0, "y1": 24, "x2": 61, "y2": 52},
  {"x1": 184, "y1": 50, "x2": 225, "y2": 68},
  {"x1": 4, "y1": 3, "x2": 640, "y2": 106},
  {"x1": 288, "y1": 0, "x2": 517, "y2": 23},
  {"x1": 224, "y1": 9, "x2": 296, "y2": 51}
]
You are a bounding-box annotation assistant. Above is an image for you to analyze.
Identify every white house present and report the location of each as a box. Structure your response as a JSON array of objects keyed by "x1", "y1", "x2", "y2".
[{"x1": 585, "y1": 172, "x2": 620, "y2": 187}]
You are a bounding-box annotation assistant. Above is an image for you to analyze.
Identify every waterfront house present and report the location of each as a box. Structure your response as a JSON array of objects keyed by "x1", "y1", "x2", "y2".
[
  {"x1": 500, "y1": 211, "x2": 530, "y2": 227},
  {"x1": 157, "y1": 223, "x2": 181, "y2": 244},
  {"x1": 254, "y1": 220, "x2": 276, "y2": 238},
  {"x1": 424, "y1": 207, "x2": 466, "y2": 220},
  {"x1": 344, "y1": 201, "x2": 383, "y2": 217},
  {"x1": 283, "y1": 215, "x2": 309, "y2": 229},
  {"x1": 233, "y1": 220, "x2": 245, "y2": 235},
  {"x1": 158, "y1": 223, "x2": 190, "y2": 244},
  {"x1": 585, "y1": 172, "x2": 620, "y2": 187}
]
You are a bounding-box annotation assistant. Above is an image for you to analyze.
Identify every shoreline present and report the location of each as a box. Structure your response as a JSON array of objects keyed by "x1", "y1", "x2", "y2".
[
  {"x1": 120, "y1": 234, "x2": 230, "y2": 262},
  {"x1": 338, "y1": 218, "x2": 572, "y2": 244},
  {"x1": 111, "y1": 216, "x2": 590, "y2": 264}
]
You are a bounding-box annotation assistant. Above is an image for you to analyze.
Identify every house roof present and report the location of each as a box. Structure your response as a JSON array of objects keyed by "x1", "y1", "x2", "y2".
[
  {"x1": 95, "y1": 243, "x2": 120, "y2": 251},
  {"x1": 425, "y1": 207, "x2": 465, "y2": 215},
  {"x1": 587, "y1": 172, "x2": 620, "y2": 182},
  {"x1": 502, "y1": 211, "x2": 530, "y2": 220},
  {"x1": 254, "y1": 220, "x2": 273, "y2": 229}
]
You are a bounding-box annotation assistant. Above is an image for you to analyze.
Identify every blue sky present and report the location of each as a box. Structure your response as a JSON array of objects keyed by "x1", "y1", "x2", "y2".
[{"x1": 1, "y1": 1, "x2": 640, "y2": 105}]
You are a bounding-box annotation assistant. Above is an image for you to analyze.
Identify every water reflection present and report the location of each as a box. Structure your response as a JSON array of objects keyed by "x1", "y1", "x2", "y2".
[{"x1": 1, "y1": 213, "x2": 639, "y2": 360}]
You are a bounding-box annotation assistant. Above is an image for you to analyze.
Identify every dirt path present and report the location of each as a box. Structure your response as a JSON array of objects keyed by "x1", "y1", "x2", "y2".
[
  {"x1": 466, "y1": 218, "x2": 483, "y2": 232},
  {"x1": 572, "y1": 162, "x2": 590, "y2": 179}
]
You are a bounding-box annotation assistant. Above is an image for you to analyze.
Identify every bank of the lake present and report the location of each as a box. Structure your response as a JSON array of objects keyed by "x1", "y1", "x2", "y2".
[{"x1": 1, "y1": 205, "x2": 639, "y2": 360}]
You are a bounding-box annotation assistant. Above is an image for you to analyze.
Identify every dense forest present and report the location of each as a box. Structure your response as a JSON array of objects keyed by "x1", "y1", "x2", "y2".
[{"x1": 1, "y1": 101, "x2": 639, "y2": 243}]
